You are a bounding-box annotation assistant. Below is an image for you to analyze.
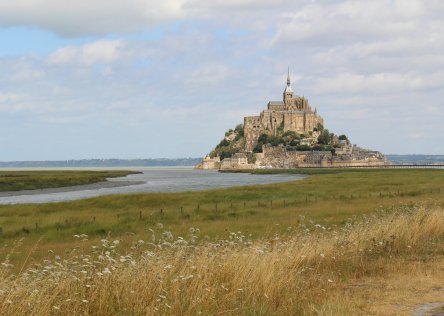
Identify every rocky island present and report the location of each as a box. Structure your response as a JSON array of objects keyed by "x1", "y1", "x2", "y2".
[{"x1": 196, "y1": 70, "x2": 389, "y2": 170}]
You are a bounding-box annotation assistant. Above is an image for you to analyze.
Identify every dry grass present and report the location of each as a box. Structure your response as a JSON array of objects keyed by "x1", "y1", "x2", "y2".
[{"x1": 0, "y1": 205, "x2": 443, "y2": 315}]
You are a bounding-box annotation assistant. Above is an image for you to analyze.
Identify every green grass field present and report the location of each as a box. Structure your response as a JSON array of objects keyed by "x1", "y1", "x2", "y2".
[
  {"x1": 0, "y1": 168, "x2": 444, "y2": 314},
  {"x1": 0, "y1": 170, "x2": 138, "y2": 191},
  {"x1": 0, "y1": 168, "x2": 443, "y2": 267}
]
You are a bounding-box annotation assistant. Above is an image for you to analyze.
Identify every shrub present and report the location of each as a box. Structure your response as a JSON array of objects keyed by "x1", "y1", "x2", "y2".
[
  {"x1": 216, "y1": 139, "x2": 230, "y2": 148},
  {"x1": 296, "y1": 144, "x2": 312, "y2": 151},
  {"x1": 253, "y1": 143, "x2": 263, "y2": 153}
]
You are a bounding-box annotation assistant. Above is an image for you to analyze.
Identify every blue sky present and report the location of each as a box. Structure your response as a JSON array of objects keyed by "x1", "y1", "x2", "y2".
[{"x1": 0, "y1": 0, "x2": 443, "y2": 160}]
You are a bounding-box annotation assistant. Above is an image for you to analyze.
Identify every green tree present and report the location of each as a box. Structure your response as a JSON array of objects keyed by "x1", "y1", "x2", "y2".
[
  {"x1": 253, "y1": 143, "x2": 263, "y2": 153},
  {"x1": 258, "y1": 134, "x2": 269, "y2": 143},
  {"x1": 216, "y1": 139, "x2": 230, "y2": 148},
  {"x1": 268, "y1": 135, "x2": 283, "y2": 146},
  {"x1": 318, "y1": 129, "x2": 331, "y2": 145},
  {"x1": 234, "y1": 124, "x2": 244, "y2": 135},
  {"x1": 296, "y1": 144, "x2": 311, "y2": 151},
  {"x1": 338, "y1": 134, "x2": 349, "y2": 144},
  {"x1": 316, "y1": 123, "x2": 324, "y2": 132}
]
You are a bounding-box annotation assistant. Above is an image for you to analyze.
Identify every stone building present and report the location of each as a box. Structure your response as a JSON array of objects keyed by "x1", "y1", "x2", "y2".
[
  {"x1": 194, "y1": 155, "x2": 221, "y2": 170},
  {"x1": 244, "y1": 69, "x2": 324, "y2": 151},
  {"x1": 220, "y1": 153, "x2": 254, "y2": 170}
]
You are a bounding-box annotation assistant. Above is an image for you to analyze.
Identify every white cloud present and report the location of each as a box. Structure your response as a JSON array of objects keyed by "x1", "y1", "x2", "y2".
[
  {"x1": 0, "y1": 0, "x2": 313, "y2": 37},
  {"x1": 47, "y1": 40, "x2": 126, "y2": 65},
  {"x1": 184, "y1": 0, "x2": 298, "y2": 12},
  {"x1": 314, "y1": 72, "x2": 444, "y2": 95},
  {"x1": 0, "y1": 0, "x2": 186, "y2": 37},
  {"x1": 272, "y1": 0, "x2": 441, "y2": 46},
  {"x1": 184, "y1": 63, "x2": 232, "y2": 88},
  {"x1": 0, "y1": 91, "x2": 19, "y2": 103}
]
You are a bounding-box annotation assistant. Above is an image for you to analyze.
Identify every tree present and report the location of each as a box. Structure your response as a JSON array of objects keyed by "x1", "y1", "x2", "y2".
[
  {"x1": 316, "y1": 123, "x2": 324, "y2": 132},
  {"x1": 296, "y1": 144, "x2": 311, "y2": 151},
  {"x1": 289, "y1": 139, "x2": 300, "y2": 146},
  {"x1": 253, "y1": 143, "x2": 263, "y2": 153},
  {"x1": 268, "y1": 135, "x2": 283, "y2": 146},
  {"x1": 258, "y1": 134, "x2": 269, "y2": 143},
  {"x1": 338, "y1": 134, "x2": 349, "y2": 144},
  {"x1": 216, "y1": 139, "x2": 230, "y2": 148},
  {"x1": 234, "y1": 124, "x2": 244, "y2": 137},
  {"x1": 318, "y1": 129, "x2": 331, "y2": 145}
]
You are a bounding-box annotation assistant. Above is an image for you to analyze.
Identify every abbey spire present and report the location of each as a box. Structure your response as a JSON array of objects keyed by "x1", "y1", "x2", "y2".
[
  {"x1": 283, "y1": 67, "x2": 294, "y2": 101},
  {"x1": 287, "y1": 67, "x2": 291, "y2": 86}
]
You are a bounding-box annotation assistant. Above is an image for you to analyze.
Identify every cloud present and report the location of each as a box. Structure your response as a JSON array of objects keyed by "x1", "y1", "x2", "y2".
[
  {"x1": 313, "y1": 72, "x2": 444, "y2": 95},
  {"x1": 0, "y1": 91, "x2": 19, "y2": 103},
  {"x1": 0, "y1": 0, "x2": 186, "y2": 37},
  {"x1": 0, "y1": 0, "x2": 315, "y2": 37},
  {"x1": 272, "y1": 0, "x2": 428, "y2": 45},
  {"x1": 187, "y1": 0, "x2": 289, "y2": 9},
  {"x1": 183, "y1": 63, "x2": 232, "y2": 88},
  {"x1": 47, "y1": 40, "x2": 126, "y2": 65}
]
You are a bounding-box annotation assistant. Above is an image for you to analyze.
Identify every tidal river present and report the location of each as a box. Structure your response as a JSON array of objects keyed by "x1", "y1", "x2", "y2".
[{"x1": 0, "y1": 168, "x2": 304, "y2": 205}]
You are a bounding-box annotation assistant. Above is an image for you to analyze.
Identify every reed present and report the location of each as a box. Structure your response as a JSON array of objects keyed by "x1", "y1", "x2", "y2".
[{"x1": 0, "y1": 206, "x2": 443, "y2": 315}]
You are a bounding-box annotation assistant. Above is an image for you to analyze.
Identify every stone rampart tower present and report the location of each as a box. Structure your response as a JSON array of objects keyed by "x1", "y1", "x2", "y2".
[{"x1": 244, "y1": 69, "x2": 324, "y2": 151}]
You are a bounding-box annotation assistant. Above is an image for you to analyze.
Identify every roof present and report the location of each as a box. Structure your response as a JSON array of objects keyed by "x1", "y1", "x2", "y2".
[{"x1": 268, "y1": 101, "x2": 285, "y2": 106}]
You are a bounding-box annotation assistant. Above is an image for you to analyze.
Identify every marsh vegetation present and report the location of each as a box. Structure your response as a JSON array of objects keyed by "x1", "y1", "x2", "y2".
[
  {"x1": 0, "y1": 169, "x2": 443, "y2": 315},
  {"x1": 0, "y1": 170, "x2": 138, "y2": 192}
]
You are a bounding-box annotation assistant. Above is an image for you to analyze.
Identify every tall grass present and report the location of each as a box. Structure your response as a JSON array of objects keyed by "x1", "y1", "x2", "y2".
[{"x1": 1, "y1": 206, "x2": 443, "y2": 315}]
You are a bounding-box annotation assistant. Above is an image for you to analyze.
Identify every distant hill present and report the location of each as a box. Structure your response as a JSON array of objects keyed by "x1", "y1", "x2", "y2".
[
  {"x1": 0, "y1": 158, "x2": 202, "y2": 168},
  {"x1": 387, "y1": 155, "x2": 444, "y2": 164}
]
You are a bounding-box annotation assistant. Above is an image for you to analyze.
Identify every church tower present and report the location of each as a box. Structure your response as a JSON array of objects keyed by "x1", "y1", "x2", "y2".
[{"x1": 283, "y1": 67, "x2": 294, "y2": 103}]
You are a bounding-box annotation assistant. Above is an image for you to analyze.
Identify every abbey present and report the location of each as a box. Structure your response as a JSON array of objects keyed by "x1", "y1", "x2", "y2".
[
  {"x1": 244, "y1": 70, "x2": 324, "y2": 151},
  {"x1": 195, "y1": 69, "x2": 389, "y2": 170}
]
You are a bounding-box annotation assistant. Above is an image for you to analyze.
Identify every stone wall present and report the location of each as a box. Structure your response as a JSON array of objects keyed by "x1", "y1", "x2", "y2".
[
  {"x1": 194, "y1": 156, "x2": 221, "y2": 170},
  {"x1": 244, "y1": 116, "x2": 263, "y2": 151},
  {"x1": 220, "y1": 155, "x2": 255, "y2": 170},
  {"x1": 253, "y1": 145, "x2": 389, "y2": 169}
]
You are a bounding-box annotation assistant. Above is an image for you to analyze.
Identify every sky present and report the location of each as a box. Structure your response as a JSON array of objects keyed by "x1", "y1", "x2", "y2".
[{"x1": 0, "y1": 0, "x2": 443, "y2": 160}]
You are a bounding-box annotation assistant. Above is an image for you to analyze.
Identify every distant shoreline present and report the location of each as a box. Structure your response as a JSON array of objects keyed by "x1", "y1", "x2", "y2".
[
  {"x1": 1, "y1": 156, "x2": 442, "y2": 168},
  {"x1": 0, "y1": 158, "x2": 202, "y2": 168}
]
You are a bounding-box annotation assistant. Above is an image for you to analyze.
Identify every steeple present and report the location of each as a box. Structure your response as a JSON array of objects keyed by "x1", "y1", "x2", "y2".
[
  {"x1": 283, "y1": 67, "x2": 294, "y2": 101},
  {"x1": 287, "y1": 67, "x2": 291, "y2": 86}
]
